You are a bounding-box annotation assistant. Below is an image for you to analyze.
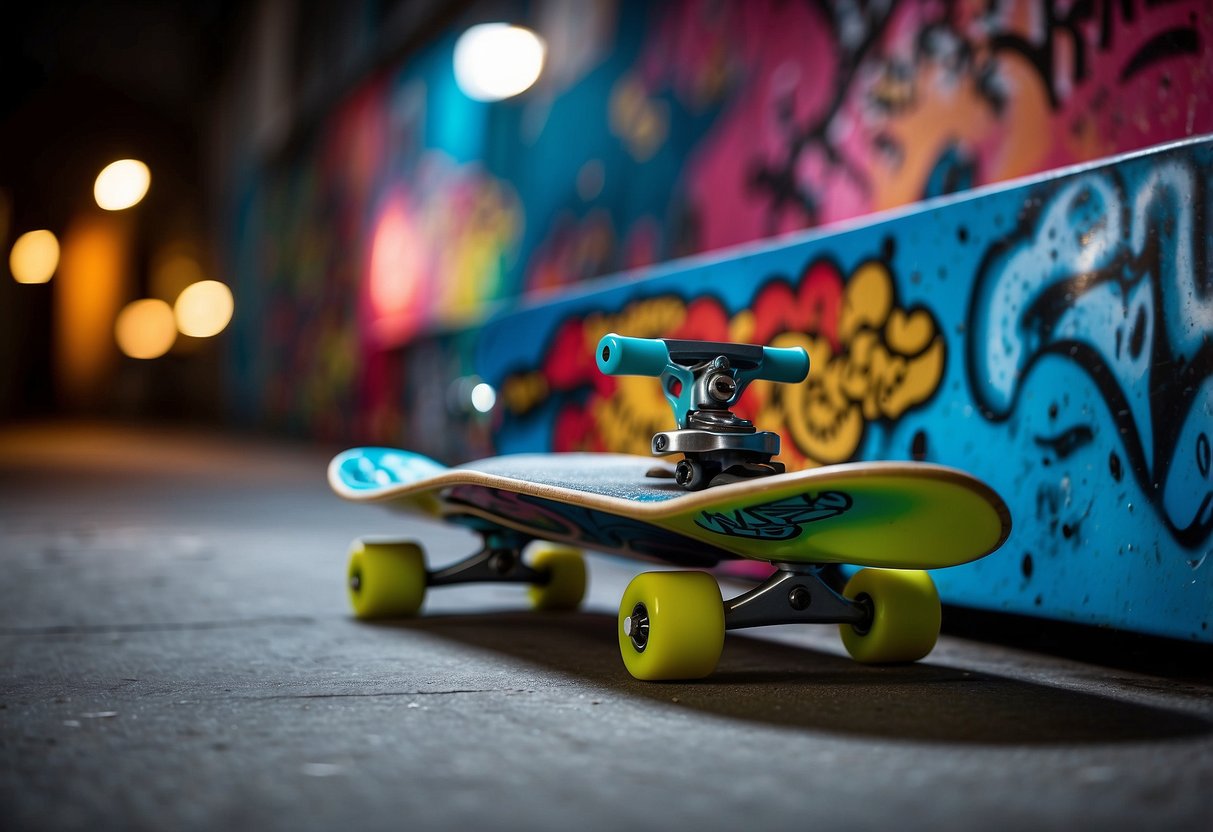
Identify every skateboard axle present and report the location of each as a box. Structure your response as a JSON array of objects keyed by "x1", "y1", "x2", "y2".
[
  {"x1": 723, "y1": 567, "x2": 869, "y2": 631},
  {"x1": 427, "y1": 532, "x2": 548, "y2": 588}
]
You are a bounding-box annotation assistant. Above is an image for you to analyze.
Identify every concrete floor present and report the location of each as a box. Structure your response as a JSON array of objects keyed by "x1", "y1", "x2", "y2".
[{"x1": 1, "y1": 423, "x2": 1210, "y2": 831}]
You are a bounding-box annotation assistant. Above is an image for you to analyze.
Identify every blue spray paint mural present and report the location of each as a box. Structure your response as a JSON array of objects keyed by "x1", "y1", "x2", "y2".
[{"x1": 969, "y1": 157, "x2": 1212, "y2": 549}]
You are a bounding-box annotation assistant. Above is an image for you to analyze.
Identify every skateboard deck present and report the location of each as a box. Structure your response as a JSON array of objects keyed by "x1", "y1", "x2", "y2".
[{"x1": 329, "y1": 448, "x2": 1011, "y2": 570}]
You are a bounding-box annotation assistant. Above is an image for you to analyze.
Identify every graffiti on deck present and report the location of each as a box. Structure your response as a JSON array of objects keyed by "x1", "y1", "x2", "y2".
[
  {"x1": 695, "y1": 491, "x2": 853, "y2": 541},
  {"x1": 968, "y1": 159, "x2": 1213, "y2": 546},
  {"x1": 501, "y1": 253, "x2": 945, "y2": 467}
]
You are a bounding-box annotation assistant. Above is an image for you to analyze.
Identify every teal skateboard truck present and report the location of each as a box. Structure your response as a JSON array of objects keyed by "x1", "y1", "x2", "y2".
[{"x1": 596, "y1": 334, "x2": 810, "y2": 489}]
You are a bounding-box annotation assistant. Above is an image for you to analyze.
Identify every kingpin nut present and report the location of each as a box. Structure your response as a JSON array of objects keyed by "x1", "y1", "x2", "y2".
[{"x1": 708, "y1": 373, "x2": 737, "y2": 402}]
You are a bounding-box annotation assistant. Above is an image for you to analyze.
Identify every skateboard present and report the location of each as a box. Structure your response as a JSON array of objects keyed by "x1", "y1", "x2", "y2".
[{"x1": 331, "y1": 335, "x2": 1011, "y2": 680}]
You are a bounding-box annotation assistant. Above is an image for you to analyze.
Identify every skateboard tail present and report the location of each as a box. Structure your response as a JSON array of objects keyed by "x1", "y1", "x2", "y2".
[{"x1": 328, "y1": 447, "x2": 449, "y2": 516}]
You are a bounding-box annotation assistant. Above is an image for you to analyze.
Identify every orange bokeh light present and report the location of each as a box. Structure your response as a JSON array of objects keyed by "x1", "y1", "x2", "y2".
[{"x1": 56, "y1": 213, "x2": 131, "y2": 406}]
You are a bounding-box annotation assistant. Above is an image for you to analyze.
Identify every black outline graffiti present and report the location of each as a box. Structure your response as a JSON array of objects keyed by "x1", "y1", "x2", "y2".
[
  {"x1": 695, "y1": 490, "x2": 853, "y2": 541},
  {"x1": 744, "y1": 0, "x2": 1204, "y2": 230},
  {"x1": 693, "y1": 489, "x2": 853, "y2": 540},
  {"x1": 746, "y1": 0, "x2": 894, "y2": 229},
  {"x1": 966, "y1": 156, "x2": 1213, "y2": 547},
  {"x1": 1118, "y1": 27, "x2": 1202, "y2": 82}
]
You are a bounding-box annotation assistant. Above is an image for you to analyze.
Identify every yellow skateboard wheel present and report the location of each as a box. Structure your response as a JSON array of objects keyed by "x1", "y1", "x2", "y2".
[
  {"x1": 347, "y1": 539, "x2": 427, "y2": 619},
  {"x1": 839, "y1": 568, "x2": 940, "y2": 663},
  {"x1": 526, "y1": 544, "x2": 587, "y2": 611},
  {"x1": 618, "y1": 571, "x2": 725, "y2": 681}
]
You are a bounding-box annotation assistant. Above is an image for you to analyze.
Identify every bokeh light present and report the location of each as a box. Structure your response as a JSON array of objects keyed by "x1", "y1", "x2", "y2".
[
  {"x1": 94, "y1": 159, "x2": 151, "y2": 211},
  {"x1": 367, "y1": 192, "x2": 426, "y2": 342},
  {"x1": 57, "y1": 214, "x2": 129, "y2": 406},
  {"x1": 174, "y1": 280, "x2": 234, "y2": 337},
  {"x1": 471, "y1": 382, "x2": 497, "y2": 413},
  {"x1": 115, "y1": 299, "x2": 176, "y2": 359},
  {"x1": 9, "y1": 229, "x2": 60, "y2": 284},
  {"x1": 453, "y1": 24, "x2": 546, "y2": 102}
]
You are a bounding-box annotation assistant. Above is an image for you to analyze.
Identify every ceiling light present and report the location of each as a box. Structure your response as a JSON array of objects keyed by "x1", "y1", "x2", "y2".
[{"x1": 454, "y1": 23, "x2": 546, "y2": 102}]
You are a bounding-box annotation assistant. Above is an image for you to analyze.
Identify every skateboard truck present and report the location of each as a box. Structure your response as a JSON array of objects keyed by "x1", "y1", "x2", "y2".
[
  {"x1": 424, "y1": 527, "x2": 553, "y2": 589},
  {"x1": 346, "y1": 522, "x2": 588, "y2": 621},
  {"x1": 622, "y1": 564, "x2": 870, "y2": 651},
  {"x1": 596, "y1": 333, "x2": 809, "y2": 489}
]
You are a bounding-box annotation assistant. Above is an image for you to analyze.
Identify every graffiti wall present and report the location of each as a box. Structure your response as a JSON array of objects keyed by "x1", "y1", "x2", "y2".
[
  {"x1": 475, "y1": 137, "x2": 1213, "y2": 642},
  {"x1": 653, "y1": 0, "x2": 1213, "y2": 248},
  {"x1": 222, "y1": 0, "x2": 1212, "y2": 446}
]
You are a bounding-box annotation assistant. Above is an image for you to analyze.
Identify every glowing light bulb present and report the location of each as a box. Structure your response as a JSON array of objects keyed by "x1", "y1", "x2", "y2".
[
  {"x1": 115, "y1": 298, "x2": 176, "y2": 359},
  {"x1": 9, "y1": 229, "x2": 60, "y2": 283},
  {"x1": 471, "y1": 382, "x2": 497, "y2": 413},
  {"x1": 453, "y1": 23, "x2": 546, "y2": 102},
  {"x1": 94, "y1": 159, "x2": 151, "y2": 211},
  {"x1": 174, "y1": 280, "x2": 234, "y2": 337}
]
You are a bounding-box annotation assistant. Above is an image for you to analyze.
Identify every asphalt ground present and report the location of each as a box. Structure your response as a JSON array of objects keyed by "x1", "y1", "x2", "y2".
[{"x1": 1, "y1": 423, "x2": 1210, "y2": 831}]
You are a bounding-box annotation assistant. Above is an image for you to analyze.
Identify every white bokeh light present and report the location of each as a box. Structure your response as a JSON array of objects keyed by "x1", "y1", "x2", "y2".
[
  {"x1": 94, "y1": 159, "x2": 151, "y2": 211},
  {"x1": 174, "y1": 280, "x2": 234, "y2": 338},
  {"x1": 470, "y1": 382, "x2": 497, "y2": 413},
  {"x1": 453, "y1": 23, "x2": 546, "y2": 102}
]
